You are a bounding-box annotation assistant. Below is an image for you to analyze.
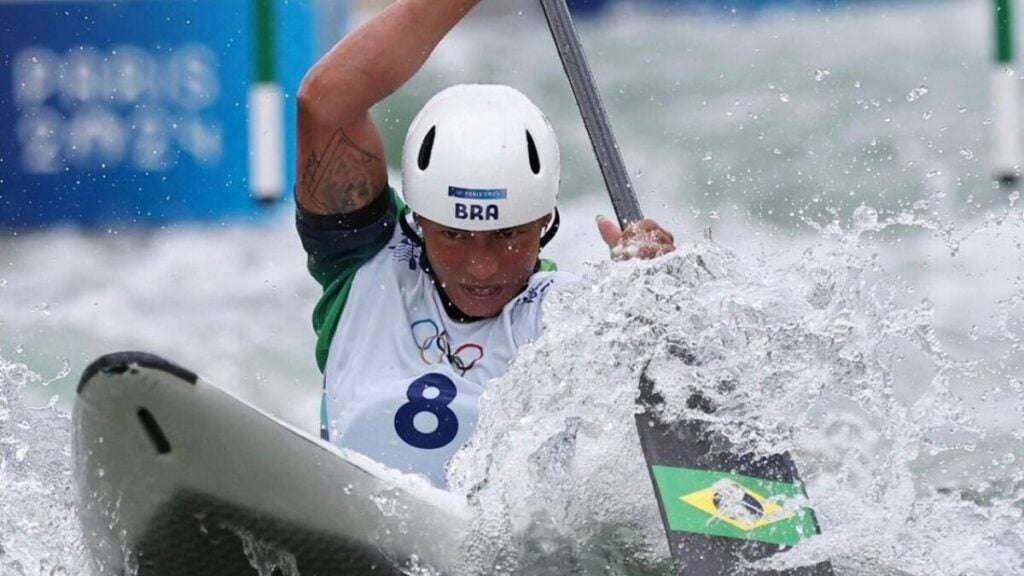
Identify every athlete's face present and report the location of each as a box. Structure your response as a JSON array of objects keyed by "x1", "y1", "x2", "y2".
[{"x1": 418, "y1": 214, "x2": 552, "y2": 319}]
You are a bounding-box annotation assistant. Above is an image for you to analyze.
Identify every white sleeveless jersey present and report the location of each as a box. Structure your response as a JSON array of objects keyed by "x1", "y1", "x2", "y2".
[{"x1": 322, "y1": 226, "x2": 574, "y2": 487}]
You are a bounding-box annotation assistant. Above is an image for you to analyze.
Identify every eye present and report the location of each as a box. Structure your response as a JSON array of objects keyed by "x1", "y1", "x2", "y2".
[
  {"x1": 495, "y1": 229, "x2": 522, "y2": 240},
  {"x1": 442, "y1": 229, "x2": 468, "y2": 241}
]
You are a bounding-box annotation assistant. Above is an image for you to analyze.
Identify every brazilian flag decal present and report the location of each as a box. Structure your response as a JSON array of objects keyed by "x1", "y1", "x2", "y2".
[{"x1": 651, "y1": 465, "x2": 819, "y2": 547}]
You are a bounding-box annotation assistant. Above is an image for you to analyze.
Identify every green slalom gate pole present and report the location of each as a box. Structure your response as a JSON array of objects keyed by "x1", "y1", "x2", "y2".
[
  {"x1": 249, "y1": 0, "x2": 286, "y2": 202},
  {"x1": 256, "y1": 0, "x2": 274, "y2": 84},
  {"x1": 997, "y1": 0, "x2": 1013, "y2": 64},
  {"x1": 993, "y1": 0, "x2": 1021, "y2": 184}
]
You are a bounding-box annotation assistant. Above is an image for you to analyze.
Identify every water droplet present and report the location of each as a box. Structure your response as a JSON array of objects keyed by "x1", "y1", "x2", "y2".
[
  {"x1": 773, "y1": 148, "x2": 782, "y2": 155},
  {"x1": 779, "y1": 93, "x2": 791, "y2": 103},
  {"x1": 958, "y1": 105, "x2": 968, "y2": 114},
  {"x1": 0, "y1": 279, "x2": 7, "y2": 288},
  {"x1": 97, "y1": 467, "x2": 106, "y2": 478},
  {"x1": 854, "y1": 80, "x2": 862, "y2": 88},
  {"x1": 810, "y1": 68, "x2": 830, "y2": 82},
  {"x1": 922, "y1": 110, "x2": 932, "y2": 120},
  {"x1": 959, "y1": 147, "x2": 975, "y2": 160},
  {"x1": 1010, "y1": 191, "x2": 1020, "y2": 207},
  {"x1": 926, "y1": 169, "x2": 942, "y2": 179},
  {"x1": 852, "y1": 205, "x2": 878, "y2": 232},
  {"x1": 969, "y1": 324, "x2": 980, "y2": 341},
  {"x1": 906, "y1": 85, "x2": 929, "y2": 102}
]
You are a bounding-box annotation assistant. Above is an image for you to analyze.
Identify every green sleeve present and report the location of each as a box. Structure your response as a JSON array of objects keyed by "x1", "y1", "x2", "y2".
[{"x1": 296, "y1": 188, "x2": 406, "y2": 372}]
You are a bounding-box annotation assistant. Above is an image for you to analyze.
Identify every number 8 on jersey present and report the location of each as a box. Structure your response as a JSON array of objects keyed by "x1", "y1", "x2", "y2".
[{"x1": 394, "y1": 373, "x2": 459, "y2": 449}]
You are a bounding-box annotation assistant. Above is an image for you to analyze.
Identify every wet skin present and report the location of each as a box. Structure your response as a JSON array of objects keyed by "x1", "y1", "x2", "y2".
[{"x1": 417, "y1": 215, "x2": 551, "y2": 319}]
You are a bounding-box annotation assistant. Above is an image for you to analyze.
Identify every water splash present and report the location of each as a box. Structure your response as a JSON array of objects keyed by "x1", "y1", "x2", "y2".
[
  {"x1": 449, "y1": 211, "x2": 1024, "y2": 575},
  {"x1": 0, "y1": 348, "x2": 85, "y2": 576},
  {"x1": 222, "y1": 524, "x2": 301, "y2": 576}
]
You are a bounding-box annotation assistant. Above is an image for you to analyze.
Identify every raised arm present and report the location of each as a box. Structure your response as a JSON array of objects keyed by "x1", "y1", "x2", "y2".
[{"x1": 295, "y1": 0, "x2": 483, "y2": 216}]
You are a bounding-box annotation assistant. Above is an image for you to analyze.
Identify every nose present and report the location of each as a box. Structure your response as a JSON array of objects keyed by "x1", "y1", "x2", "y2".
[{"x1": 464, "y1": 244, "x2": 499, "y2": 281}]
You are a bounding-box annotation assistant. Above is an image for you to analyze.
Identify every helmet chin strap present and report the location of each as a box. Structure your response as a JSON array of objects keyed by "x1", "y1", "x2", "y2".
[
  {"x1": 398, "y1": 209, "x2": 426, "y2": 248},
  {"x1": 540, "y1": 208, "x2": 560, "y2": 248},
  {"x1": 398, "y1": 209, "x2": 559, "y2": 323}
]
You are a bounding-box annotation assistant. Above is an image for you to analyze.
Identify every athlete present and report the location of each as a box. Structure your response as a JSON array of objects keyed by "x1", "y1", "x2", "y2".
[{"x1": 295, "y1": 0, "x2": 676, "y2": 487}]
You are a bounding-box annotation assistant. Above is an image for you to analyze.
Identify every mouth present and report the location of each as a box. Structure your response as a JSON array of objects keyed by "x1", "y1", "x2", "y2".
[{"x1": 460, "y1": 285, "x2": 502, "y2": 299}]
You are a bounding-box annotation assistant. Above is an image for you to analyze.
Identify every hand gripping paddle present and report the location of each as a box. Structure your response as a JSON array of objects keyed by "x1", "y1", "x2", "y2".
[{"x1": 537, "y1": 1, "x2": 835, "y2": 573}]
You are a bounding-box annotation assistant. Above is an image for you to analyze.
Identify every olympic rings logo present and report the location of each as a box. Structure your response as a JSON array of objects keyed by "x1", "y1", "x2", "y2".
[{"x1": 410, "y1": 319, "x2": 484, "y2": 375}]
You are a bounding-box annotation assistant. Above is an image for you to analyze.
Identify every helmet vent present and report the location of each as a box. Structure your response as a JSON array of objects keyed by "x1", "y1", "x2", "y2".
[
  {"x1": 526, "y1": 131, "x2": 541, "y2": 175},
  {"x1": 418, "y1": 126, "x2": 437, "y2": 171}
]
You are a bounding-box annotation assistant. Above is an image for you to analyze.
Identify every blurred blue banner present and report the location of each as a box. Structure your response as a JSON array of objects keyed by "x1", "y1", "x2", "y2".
[{"x1": 0, "y1": 0, "x2": 313, "y2": 229}]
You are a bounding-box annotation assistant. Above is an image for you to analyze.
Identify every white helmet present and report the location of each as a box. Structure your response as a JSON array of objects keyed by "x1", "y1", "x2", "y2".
[{"x1": 402, "y1": 84, "x2": 560, "y2": 231}]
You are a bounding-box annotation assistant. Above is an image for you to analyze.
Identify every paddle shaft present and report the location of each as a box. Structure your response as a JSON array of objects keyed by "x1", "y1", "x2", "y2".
[
  {"x1": 540, "y1": 0, "x2": 665, "y2": 411},
  {"x1": 538, "y1": 0, "x2": 644, "y2": 228}
]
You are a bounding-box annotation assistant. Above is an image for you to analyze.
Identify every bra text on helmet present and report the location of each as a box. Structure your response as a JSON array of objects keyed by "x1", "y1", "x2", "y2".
[{"x1": 455, "y1": 203, "x2": 500, "y2": 221}]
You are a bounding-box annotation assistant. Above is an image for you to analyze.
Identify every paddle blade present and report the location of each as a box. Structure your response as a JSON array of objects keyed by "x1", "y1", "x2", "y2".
[{"x1": 635, "y1": 392, "x2": 834, "y2": 575}]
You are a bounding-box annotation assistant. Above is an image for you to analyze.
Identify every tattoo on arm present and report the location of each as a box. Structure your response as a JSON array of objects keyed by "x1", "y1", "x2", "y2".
[{"x1": 299, "y1": 127, "x2": 382, "y2": 215}]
